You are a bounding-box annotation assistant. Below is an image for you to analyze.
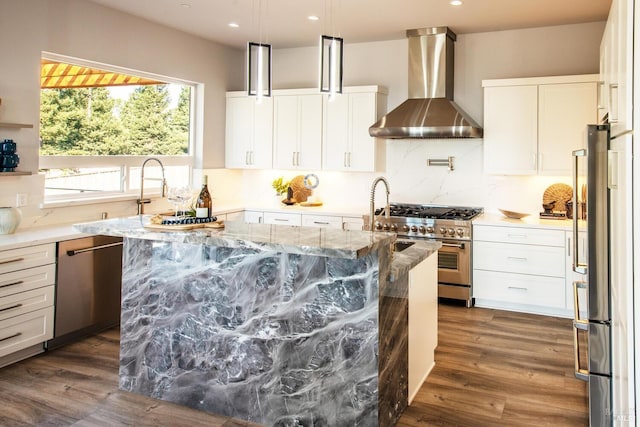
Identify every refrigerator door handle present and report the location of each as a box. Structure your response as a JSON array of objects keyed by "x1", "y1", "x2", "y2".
[
  {"x1": 572, "y1": 281, "x2": 589, "y2": 381},
  {"x1": 572, "y1": 149, "x2": 587, "y2": 274}
]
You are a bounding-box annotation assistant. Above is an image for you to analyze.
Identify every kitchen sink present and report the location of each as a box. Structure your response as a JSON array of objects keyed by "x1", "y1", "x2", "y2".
[{"x1": 394, "y1": 241, "x2": 415, "y2": 252}]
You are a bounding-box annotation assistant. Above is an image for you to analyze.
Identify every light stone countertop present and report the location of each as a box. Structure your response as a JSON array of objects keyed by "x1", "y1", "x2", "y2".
[
  {"x1": 473, "y1": 212, "x2": 586, "y2": 231},
  {"x1": 389, "y1": 240, "x2": 441, "y2": 282}
]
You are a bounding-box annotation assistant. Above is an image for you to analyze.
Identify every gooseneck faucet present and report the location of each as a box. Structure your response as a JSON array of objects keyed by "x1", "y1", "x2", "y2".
[
  {"x1": 137, "y1": 157, "x2": 167, "y2": 215},
  {"x1": 369, "y1": 176, "x2": 390, "y2": 232}
]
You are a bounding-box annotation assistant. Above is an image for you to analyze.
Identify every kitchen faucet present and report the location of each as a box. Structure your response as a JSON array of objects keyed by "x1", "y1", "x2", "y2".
[
  {"x1": 369, "y1": 176, "x2": 390, "y2": 232},
  {"x1": 137, "y1": 157, "x2": 167, "y2": 215}
]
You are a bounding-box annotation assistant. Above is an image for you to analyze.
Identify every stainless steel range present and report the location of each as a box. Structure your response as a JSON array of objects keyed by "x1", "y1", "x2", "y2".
[{"x1": 363, "y1": 202, "x2": 483, "y2": 307}]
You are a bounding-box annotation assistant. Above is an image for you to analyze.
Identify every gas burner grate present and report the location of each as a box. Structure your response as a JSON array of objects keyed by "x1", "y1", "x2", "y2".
[{"x1": 375, "y1": 204, "x2": 483, "y2": 220}]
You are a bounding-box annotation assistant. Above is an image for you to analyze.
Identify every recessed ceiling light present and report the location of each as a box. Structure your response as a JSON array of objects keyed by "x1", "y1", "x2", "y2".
[
  {"x1": 450, "y1": 0, "x2": 463, "y2": 5},
  {"x1": 308, "y1": 15, "x2": 320, "y2": 21},
  {"x1": 228, "y1": 22, "x2": 239, "y2": 28}
]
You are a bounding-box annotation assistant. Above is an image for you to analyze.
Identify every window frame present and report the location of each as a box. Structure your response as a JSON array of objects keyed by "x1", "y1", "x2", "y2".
[{"x1": 39, "y1": 52, "x2": 197, "y2": 205}]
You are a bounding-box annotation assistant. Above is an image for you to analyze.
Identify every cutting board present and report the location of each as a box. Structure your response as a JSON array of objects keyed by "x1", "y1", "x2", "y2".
[
  {"x1": 299, "y1": 201, "x2": 323, "y2": 207},
  {"x1": 144, "y1": 221, "x2": 225, "y2": 231}
]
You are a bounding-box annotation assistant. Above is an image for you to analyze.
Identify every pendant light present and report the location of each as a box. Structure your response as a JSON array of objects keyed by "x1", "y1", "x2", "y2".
[
  {"x1": 319, "y1": 0, "x2": 343, "y2": 98},
  {"x1": 247, "y1": 0, "x2": 271, "y2": 99}
]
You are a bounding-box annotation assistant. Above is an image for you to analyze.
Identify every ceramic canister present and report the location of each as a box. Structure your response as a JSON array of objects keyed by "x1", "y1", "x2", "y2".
[{"x1": 0, "y1": 207, "x2": 22, "y2": 234}]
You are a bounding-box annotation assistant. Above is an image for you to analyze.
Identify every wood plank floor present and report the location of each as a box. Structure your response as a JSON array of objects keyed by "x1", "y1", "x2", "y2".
[{"x1": 0, "y1": 302, "x2": 588, "y2": 426}]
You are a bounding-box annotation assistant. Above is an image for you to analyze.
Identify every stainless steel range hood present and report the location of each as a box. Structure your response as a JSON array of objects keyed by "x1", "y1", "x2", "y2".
[{"x1": 369, "y1": 27, "x2": 483, "y2": 139}]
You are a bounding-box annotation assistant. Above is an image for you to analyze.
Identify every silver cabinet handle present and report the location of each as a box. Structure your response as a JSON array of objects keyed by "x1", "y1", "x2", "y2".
[
  {"x1": 245, "y1": 151, "x2": 250, "y2": 165},
  {"x1": 0, "y1": 303, "x2": 22, "y2": 313},
  {"x1": 507, "y1": 286, "x2": 527, "y2": 291},
  {"x1": 313, "y1": 221, "x2": 330, "y2": 225},
  {"x1": 572, "y1": 148, "x2": 587, "y2": 274},
  {"x1": 0, "y1": 332, "x2": 21, "y2": 342},
  {"x1": 348, "y1": 152, "x2": 352, "y2": 167},
  {"x1": 572, "y1": 281, "x2": 589, "y2": 381},
  {"x1": 343, "y1": 152, "x2": 348, "y2": 167},
  {"x1": 296, "y1": 152, "x2": 300, "y2": 166},
  {"x1": 507, "y1": 234, "x2": 527, "y2": 239},
  {"x1": 0, "y1": 280, "x2": 24, "y2": 289},
  {"x1": 274, "y1": 218, "x2": 289, "y2": 222},
  {"x1": 0, "y1": 257, "x2": 25, "y2": 266},
  {"x1": 507, "y1": 256, "x2": 527, "y2": 261},
  {"x1": 292, "y1": 151, "x2": 296, "y2": 166},
  {"x1": 66, "y1": 241, "x2": 123, "y2": 256},
  {"x1": 567, "y1": 236, "x2": 571, "y2": 257}
]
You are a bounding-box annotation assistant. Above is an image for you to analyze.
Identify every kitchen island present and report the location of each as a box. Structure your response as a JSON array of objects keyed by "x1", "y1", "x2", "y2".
[{"x1": 74, "y1": 216, "x2": 439, "y2": 426}]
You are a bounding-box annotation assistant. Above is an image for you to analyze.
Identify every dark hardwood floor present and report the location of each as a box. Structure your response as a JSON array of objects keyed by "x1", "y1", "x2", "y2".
[{"x1": 0, "y1": 303, "x2": 587, "y2": 426}]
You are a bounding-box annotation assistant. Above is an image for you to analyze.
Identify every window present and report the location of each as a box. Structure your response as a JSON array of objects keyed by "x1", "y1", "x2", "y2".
[{"x1": 39, "y1": 53, "x2": 195, "y2": 203}]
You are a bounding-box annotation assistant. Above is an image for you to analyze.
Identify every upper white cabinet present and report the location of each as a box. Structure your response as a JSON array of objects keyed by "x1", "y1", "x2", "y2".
[
  {"x1": 225, "y1": 94, "x2": 273, "y2": 169},
  {"x1": 600, "y1": 0, "x2": 633, "y2": 136},
  {"x1": 322, "y1": 86, "x2": 387, "y2": 172},
  {"x1": 483, "y1": 75, "x2": 598, "y2": 175},
  {"x1": 273, "y1": 92, "x2": 323, "y2": 170}
]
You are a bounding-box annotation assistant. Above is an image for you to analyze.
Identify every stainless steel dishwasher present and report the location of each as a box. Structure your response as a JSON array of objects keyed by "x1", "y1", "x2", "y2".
[{"x1": 46, "y1": 235, "x2": 123, "y2": 350}]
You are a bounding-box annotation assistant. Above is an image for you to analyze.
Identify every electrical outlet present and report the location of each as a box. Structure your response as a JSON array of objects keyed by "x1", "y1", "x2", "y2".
[{"x1": 16, "y1": 193, "x2": 28, "y2": 207}]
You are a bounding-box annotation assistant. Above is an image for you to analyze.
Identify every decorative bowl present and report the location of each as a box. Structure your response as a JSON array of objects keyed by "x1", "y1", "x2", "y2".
[{"x1": 498, "y1": 209, "x2": 530, "y2": 220}]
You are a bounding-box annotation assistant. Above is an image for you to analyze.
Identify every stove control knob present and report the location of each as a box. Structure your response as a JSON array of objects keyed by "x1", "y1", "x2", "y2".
[
  {"x1": 448, "y1": 228, "x2": 455, "y2": 236},
  {"x1": 390, "y1": 224, "x2": 398, "y2": 232},
  {"x1": 456, "y1": 228, "x2": 464, "y2": 237},
  {"x1": 418, "y1": 226, "x2": 426, "y2": 234},
  {"x1": 426, "y1": 226, "x2": 434, "y2": 233},
  {"x1": 374, "y1": 221, "x2": 383, "y2": 230},
  {"x1": 382, "y1": 223, "x2": 390, "y2": 231},
  {"x1": 402, "y1": 225, "x2": 410, "y2": 232},
  {"x1": 439, "y1": 227, "x2": 447, "y2": 234},
  {"x1": 410, "y1": 225, "x2": 418, "y2": 232}
]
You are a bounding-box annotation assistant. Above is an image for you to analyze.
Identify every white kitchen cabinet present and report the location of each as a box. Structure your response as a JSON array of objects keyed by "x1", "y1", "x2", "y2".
[
  {"x1": 322, "y1": 86, "x2": 387, "y2": 172},
  {"x1": 263, "y1": 212, "x2": 302, "y2": 226},
  {"x1": 341, "y1": 216, "x2": 364, "y2": 231},
  {"x1": 482, "y1": 75, "x2": 598, "y2": 175},
  {"x1": 224, "y1": 211, "x2": 244, "y2": 222},
  {"x1": 301, "y1": 214, "x2": 343, "y2": 229},
  {"x1": 408, "y1": 253, "x2": 438, "y2": 404},
  {"x1": 225, "y1": 93, "x2": 273, "y2": 169},
  {"x1": 244, "y1": 210, "x2": 264, "y2": 224},
  {"x1": 600, "y1": 0, "x2": 633, "y2": 137},
  {"x1": 273, "y1": 93, "x2": 322, "y2": 170},
  {"x1": 0, "y1": 243, "x2": 56, "y2": 367},
  {"x1": 473, "y1": 224, "x2": 568, "y2": 316}
]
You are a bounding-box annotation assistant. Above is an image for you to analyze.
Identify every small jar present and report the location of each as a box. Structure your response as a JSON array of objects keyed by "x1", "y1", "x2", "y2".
[
  {"x1": 0, "y1": 207, "x2": 22, "y2": 234},
  {"x1": 565, "y1": 201, "x2": 573, "y2": 219}
]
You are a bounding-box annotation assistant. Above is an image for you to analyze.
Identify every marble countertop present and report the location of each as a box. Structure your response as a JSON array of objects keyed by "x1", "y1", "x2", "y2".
[
  {"x1": 243, "y1": 202, "x2": 367, "y2": 217},
  {"x1": 74, "y1": 215, "x2": 396, "y2": 259},
  {"x1": 389, "y1": 240, "x2": 441, "y2": 282},
  {"x1": 0, "y1": 224, "x2": 90, "y2": 251}
]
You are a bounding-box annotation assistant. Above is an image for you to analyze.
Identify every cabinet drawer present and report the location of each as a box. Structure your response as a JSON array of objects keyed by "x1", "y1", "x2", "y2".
[
  {"x1": 474, "y1": 241, "x2": 565, "y2": 277},
  {"x1": 0, "y1": 285, "x2": 55, "y2": 322},
  {"x1": 0, "y1": 306, "x2": 54, "y2": 358},
  {"x1": 302, "y1": 215, "x2": 343, "y2": 229},
  {"x1": 342, "y1": 216, "x2": 364, "y2": 231},
  {"x1": 473, "y1": 225, "x2": 564, "y2": 247},
  {"x1": 263, "y1": 212, "x2": 302, "y2": 226},
  {"x1": 0, "y1": 243, "x2": 56, "y2": 275},
  {"x1": 474, "y1": 270, "x2": 565, "y2": 308},
  {"x1": 0, "y1": 264, "x2": 56, "y2": 298}
]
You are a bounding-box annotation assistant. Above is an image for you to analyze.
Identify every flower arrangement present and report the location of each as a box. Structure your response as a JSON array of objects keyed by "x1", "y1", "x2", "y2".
[{"x1": 272, "y1": 176, "x2": 290, "y2": 196}]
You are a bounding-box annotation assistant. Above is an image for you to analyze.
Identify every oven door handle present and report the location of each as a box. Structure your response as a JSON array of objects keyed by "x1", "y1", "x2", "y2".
[{"x1": 441, "y1": 242, "x2": 465, "y2": 249}]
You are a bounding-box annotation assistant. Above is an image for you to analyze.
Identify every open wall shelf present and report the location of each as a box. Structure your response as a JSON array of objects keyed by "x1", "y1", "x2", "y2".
[{"x1": 0, "y1": 122, "x2": 33, "y2": 129}]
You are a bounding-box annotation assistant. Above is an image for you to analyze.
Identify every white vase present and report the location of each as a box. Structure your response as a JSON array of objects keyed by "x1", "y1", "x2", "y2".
[{"x1": 0, "y1": 207, "x2": 22, "y2": 234}]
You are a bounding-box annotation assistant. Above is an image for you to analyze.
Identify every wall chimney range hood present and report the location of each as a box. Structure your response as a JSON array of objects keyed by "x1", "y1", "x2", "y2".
[{"x1": 369, "y1": 27, "x2": 483, "y2": 139}]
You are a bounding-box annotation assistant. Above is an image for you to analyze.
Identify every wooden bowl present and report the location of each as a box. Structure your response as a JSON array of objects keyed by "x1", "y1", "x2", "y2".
[{"x1": 499, "y1": 209, "x2": 530, "y2": 219}]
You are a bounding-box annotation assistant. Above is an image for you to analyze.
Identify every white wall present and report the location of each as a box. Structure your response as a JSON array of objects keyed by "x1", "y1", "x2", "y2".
[
  {"x1": 0, "y1": 0, "x2": 243, "y2": 228},
  {"x1": 237, "y1": 22, "x2": 605, "y2": 216}
]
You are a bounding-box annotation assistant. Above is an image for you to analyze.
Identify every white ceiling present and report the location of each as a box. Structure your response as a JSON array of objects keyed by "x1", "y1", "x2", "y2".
[{"x1": 87, "y1": 0, "x2": 611, "y2": 49}]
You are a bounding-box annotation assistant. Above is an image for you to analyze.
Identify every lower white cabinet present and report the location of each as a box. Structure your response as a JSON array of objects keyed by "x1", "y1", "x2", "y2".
[
  {"x1": 408, "y1": 254, "x2": 438, "y2": 404},
  {"x1": 0, "y1": 243, "x2": 56, "y2": 366},
  {"x1": 244, "y1": 209, "x2": 365, "y2": 231},
  {"x1": 473, "y1": 224, "x2": 569, "y2": 316}
]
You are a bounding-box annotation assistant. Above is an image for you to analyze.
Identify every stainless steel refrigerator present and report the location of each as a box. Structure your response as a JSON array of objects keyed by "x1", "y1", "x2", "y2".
[{"x1": 571, "y1": 123, "x2": 612, "y2": 426}]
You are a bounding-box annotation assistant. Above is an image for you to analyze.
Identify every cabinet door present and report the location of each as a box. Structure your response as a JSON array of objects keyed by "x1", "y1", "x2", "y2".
[
  {"x1": 273, "y1": 95, "x2": 299, "y2": 169},
  {"x1": 348, "y1": 92, "x2": 377, "y2": 172},
  {"x1": 301, "y1": 214, "x2": 343, "y2": 229},
  {"x1": 323, "y1": 93, "x2": 350, "y2": 171},
  {"x1": 538, "y1": 83, "x2": 597, "y2": 175},
  {"x1": 483, "y1": 85, "x2": 538, "y2": 174},
  {"x1": 263, "y1": 212, "x2": 302, "y2": 226},
  {"x1": 341, "y1": 216, "x2": 364, "y2": 231},
  {"x1": 244, "y1": 210, "x2": 263, "y2": 224},
  {"x1": 225, "y1": 96, "x2": 273, "y2": 169},
  {"x1": 225, "y1": 96, "x2": 253, "y2": 168},
  {"x1": 608, "y1": 0, "x2": 633, "y2": 137},
  {"x1": 297, "y1": 95, "x2": 323, "y2": 170}
]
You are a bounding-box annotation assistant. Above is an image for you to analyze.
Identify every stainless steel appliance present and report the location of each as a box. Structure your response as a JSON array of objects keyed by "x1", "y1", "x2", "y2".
[
  {"x1": 571, "y1": 124, "x2": 611, "y2": 426},
  {"x1": 364, "y1": 203, "x2": 483, "y2": 307},
  {"x1": 45, "y1": 236, "x2": 123, "y2": 350}
]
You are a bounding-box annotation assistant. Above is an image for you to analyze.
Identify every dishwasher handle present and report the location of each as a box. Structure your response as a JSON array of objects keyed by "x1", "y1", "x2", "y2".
[{"x1": 66, "y1": 241, "x2": 123, "y2": 256}]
